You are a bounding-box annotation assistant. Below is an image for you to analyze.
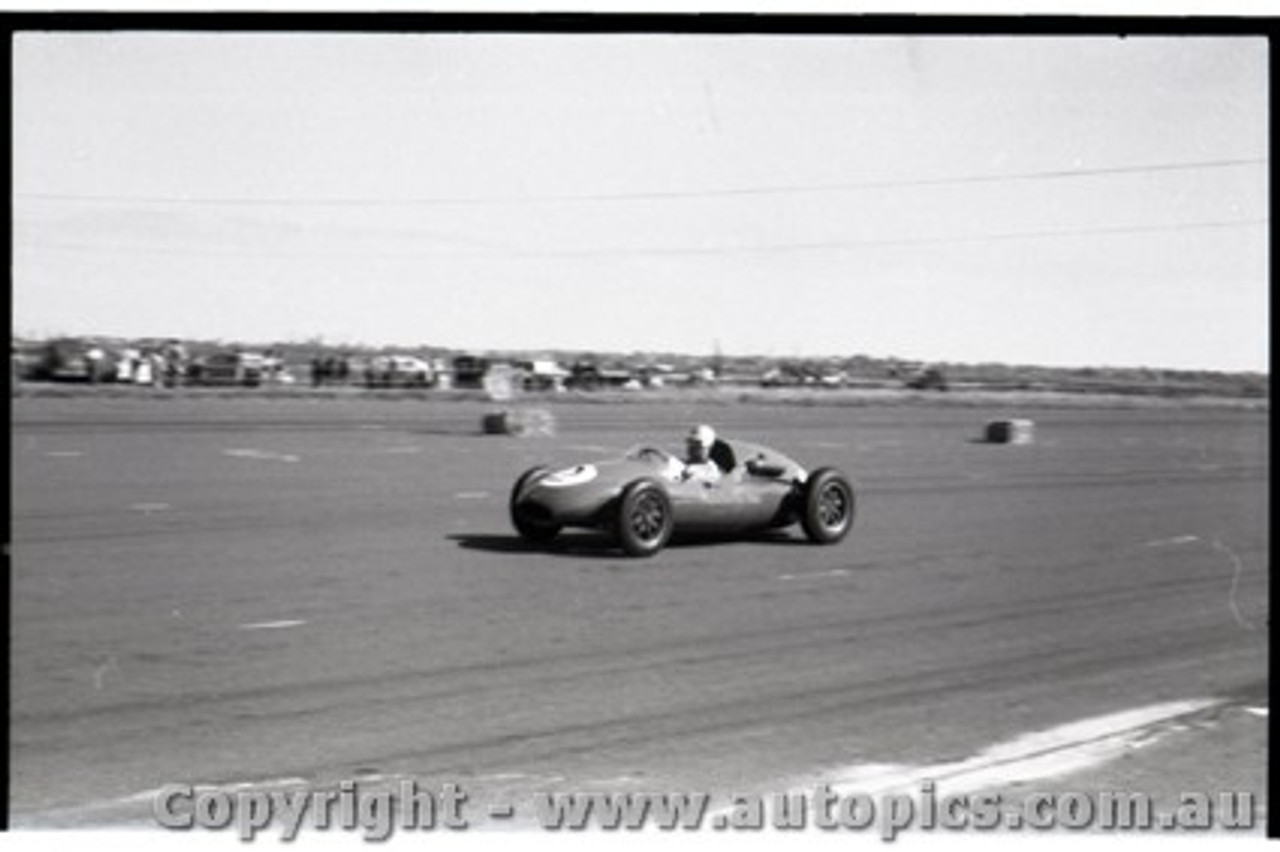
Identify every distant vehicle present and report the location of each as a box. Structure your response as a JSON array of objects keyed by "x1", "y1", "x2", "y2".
[
  {"x1": 36, "y1": 338, "x2": 116, "y2": 383},
  {"x1": 518, "y1": 360, "x2": 570, "y2": 392},
  {"x1": 112, "y1": 348, "x2": 143, "y2": 383},
  {"x1": 451, "y1": 355, "x2": 490, "y2": 389},
  {"x1": 12, "y1": 340, "x2": 47, "y2": 382},
  {"x1": 260, "y1": 350, "x2": 292, "y2": 384},
  {"x1": 509, "y1": 438, "x2": 855, "y2": 557},
  {"x1": 905, "y1": 366, "x2": 949, "y2": 391},
  {"x1": 188, "y1": 351, "x2": 266, "y2": 387},
  {"x1": 762, "y1": 366, "x2": 843, "y2": 388},
  {"x1": 566, "y1": 362, "x2": 634, "y2": 390},
  {"x1": 365, "y1": 355, "x2": 434, "y2": 388},
  {"x1": 761, "y1": 367, "x2": 801, "y2": 388},
  {"x1": 689, "y1": 366, "x2": 718, "y2": 385}
]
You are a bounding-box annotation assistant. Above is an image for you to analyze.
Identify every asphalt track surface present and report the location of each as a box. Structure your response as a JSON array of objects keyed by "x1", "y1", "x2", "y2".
[{"x1": 9, "y1": 395, "x2": 1270, "y2": 827}]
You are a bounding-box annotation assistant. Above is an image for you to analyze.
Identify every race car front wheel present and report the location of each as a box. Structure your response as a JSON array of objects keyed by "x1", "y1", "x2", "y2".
[
  {"x1": 616, "y1": 479, "x2": 673, "y2": 557},
  {"x1": 510, "y1": 466, "x2": 562, "y2": 543},
  {"x1": 800, "y1": 467, "x2": 855, "y2": 544}
]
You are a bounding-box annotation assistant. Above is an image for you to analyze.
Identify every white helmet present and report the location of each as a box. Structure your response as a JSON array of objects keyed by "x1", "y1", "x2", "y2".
[{"x1": 688, "y1": 424, "x2": 716, "y2": 447}]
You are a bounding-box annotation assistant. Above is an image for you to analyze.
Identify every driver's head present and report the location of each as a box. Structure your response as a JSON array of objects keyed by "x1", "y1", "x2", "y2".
[{"x1": 686, "y1": 424, "x2": 716, "y2": 462}]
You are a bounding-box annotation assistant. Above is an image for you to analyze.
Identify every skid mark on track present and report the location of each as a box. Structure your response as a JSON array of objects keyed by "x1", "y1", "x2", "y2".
[
  {"x1": 195, "y1": 776, "x2": 312, "y2": 792},
  {"x1": 1213, "y1": 537, "x2": 1257, "y2": 632},
  {"x1": 1141, "y1": 534, "x2": 1258, "y2": 631},
  {"x1": 223, "y1": 448, "x2": 300, "y2": 463},
  {"x1": 817, "y1": 699, "x2": 1219, "y2": 800}
]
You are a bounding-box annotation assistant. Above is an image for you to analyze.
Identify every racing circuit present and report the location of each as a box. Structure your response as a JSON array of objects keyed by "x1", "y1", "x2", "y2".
[{"x1": 9, "y1": 394, "x2": 1270, "y2": 829}]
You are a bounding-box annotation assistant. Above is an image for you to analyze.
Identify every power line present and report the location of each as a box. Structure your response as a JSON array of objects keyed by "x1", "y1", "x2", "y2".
[
  {"x1": 14, "y1": 157, "x2": 1265, "y2": 209},
  {"x1": 510, "y1": 218, "x2": 1270, "y2": 258},
  {"x1": 16, "y1": 217, "x2": 1267, "y2": 260}
]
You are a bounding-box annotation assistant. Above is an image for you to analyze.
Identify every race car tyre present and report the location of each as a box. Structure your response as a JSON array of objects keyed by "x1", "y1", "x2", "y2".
[
  {"x1": 616, "y1": 479, "x2": 674, "y2": 557},
  {"x1": 800, "y1": 467, "x2": 855, "y2": 544},
  {"x1": 510, "y1": 466, "x2": 562, "y2": 543}
]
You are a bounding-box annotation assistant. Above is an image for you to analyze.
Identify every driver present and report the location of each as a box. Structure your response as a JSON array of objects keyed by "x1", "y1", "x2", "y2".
[{"x1": 682, "y1": 424, "x2": 722, "y2": 484}]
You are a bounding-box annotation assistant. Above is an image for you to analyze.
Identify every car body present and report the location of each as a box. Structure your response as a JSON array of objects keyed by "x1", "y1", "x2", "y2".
[
  {"x1": 509, "y1": 438, "x2": 855, "y2": 556},
  {"x1": 188, "y1": 351, "x2": 265, "y2": 387},
  {"x1": 12, "y1": 339, "x2": 48, "y2": 381},
  {"x1": 36, "y1": 338, "x2": 118, "y2": 383},
  {"x1": 365, "y1": 354, "x2": 434, "y2": 388}
]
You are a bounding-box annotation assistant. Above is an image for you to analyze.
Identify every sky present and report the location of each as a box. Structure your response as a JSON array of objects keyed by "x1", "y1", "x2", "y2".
[{"x1": 12, "y1": 30, "x2": 1269, "y2": 371}]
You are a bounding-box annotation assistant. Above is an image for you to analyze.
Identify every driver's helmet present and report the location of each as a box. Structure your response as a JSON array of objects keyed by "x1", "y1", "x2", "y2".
[{"x1": 687, "y1": 424, "x2": 716, "y2": 449}]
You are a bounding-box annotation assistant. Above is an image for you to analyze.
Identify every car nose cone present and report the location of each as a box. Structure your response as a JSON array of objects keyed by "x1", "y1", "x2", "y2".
[{"x1": 541, "y1": 464, "x2": 598, "y2": 488}]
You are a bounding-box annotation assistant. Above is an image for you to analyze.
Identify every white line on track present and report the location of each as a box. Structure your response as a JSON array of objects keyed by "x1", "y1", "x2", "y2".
[
  {"x1": 708, "y1": 699, "x2": 1220, "y2": 822},
  {"x1": 1145, "y1": 534, "x2": 1201, "y2": 547},
  {"x1": 45, "y1": 450, "x2": 84, "y2": 457},
  {"x1": 124, "y1": 775, "x2": 313, "y2": 803},
  {"x1": 91, "y1": 656, "x2": 119, "y2": 690},
  {"x1": 820, "y1": 698, "x2": 1219, "y2": 799},
  {"x1": 778, "y1": 569, "x2": 851, "y2": 581},
  {"x1": 15, "y1": 775, "x2": 316, "y2": 826},
  {"x1": 455, "y1": 491, "x2": 491, "y2": 500},
  {"x1": 1243, "y1": 707, "x2": 1268, "y2": 717},
  {"x1": 480, "y1": 773, "x2": 531, "y2": 781},
  {"x1": 129, "y1": 503, "x2": 171, "y2": 514},
  {"x1": 1212, "y1": 537, "x2": 1257, "y2": 632},
  {"x1": 475, "y1": 772, "x2": 565, "y2": 785},
  {"x1": 239, "y1": 620, "x2": 307, "y2": 631},
  {"x1": 223, "y1": 448, "x2": 300, "y2": 463},
  {"x1": 1140, "y1": 535, "x2": 1256, "y2": 631}
]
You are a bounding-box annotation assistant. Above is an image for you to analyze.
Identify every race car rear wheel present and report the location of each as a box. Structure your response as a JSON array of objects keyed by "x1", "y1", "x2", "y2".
[
  {"x1": 800, "y1": 467, "x2": 854, "y2": 544},
  {"x1": 616, "y1": 479, "x2": 673, "y2": 557},
  {"x1": 510, "y1": 466, "x2": 562, "y2": 543}
]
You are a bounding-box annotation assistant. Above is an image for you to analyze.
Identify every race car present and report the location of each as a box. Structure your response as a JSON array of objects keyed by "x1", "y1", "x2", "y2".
[{"x1": 509, "y1": 437, "x2": 855, "y2": 557}]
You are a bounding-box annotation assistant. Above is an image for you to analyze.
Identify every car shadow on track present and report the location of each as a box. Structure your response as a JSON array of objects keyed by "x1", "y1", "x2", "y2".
[{"x1": 449, "y1": 530, "x2": 806, "y2": 559}]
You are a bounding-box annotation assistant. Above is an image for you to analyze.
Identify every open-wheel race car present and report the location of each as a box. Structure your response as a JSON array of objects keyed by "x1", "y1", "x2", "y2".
[{"x1": 509, "y1": 437, "x2": 855, "y2": 557}]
